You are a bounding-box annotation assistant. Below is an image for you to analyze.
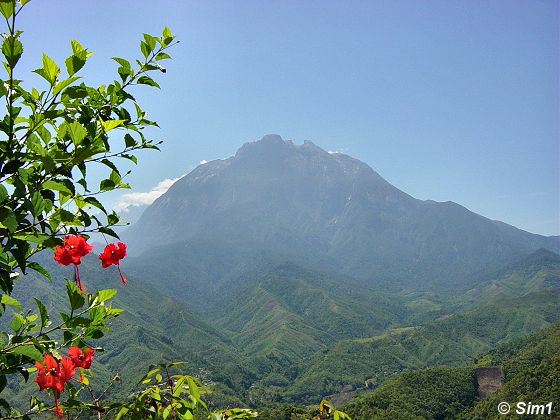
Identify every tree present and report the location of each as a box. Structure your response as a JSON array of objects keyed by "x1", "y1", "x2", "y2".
[
  {"x1": 0, "y1": 1, "x2": 258, "y2": 418},
  {"x1": 0, "y1": 2, "x2": 352, "y2": 419}
]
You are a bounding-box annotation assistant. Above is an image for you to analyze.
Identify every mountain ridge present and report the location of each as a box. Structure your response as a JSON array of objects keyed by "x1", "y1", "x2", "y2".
[{"x1": 124, "y1": 134, "x2": 559, "y2": 298}]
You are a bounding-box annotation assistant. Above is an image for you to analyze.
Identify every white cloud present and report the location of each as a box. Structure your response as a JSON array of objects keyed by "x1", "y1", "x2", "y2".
[
  {"x1": 199, "y1": 159, "x2": 208, "y2": 165},
  {"x1": 115, "y1": 176, "x2": 183, "y2": 211}
]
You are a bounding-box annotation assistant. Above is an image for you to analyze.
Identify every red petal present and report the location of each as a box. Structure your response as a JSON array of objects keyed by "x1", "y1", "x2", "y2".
[
  {"x1": 43, "y1": 354, "x2": 58, "y2": 370},
  {"x1": 60, "y1": 356, "x2": 75, "y2": 382}
]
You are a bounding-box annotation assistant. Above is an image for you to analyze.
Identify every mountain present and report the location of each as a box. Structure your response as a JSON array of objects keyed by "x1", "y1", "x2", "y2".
[
  {"x1": 340, "y1": 321, "x2": 560, "y2": 419},
  {"x1": 280, "y1": 290, "x2": 560, "y2": 403},
  {"x1": 124, "y1": 135, "x2": 559, "y2": 303},
  {"x1": 207, "y1": 263, "x2": 412, "y2": 397},
  {"x1": 117, "y1": 204, "x2": 148, "y2": 226},
  {"x1": 461, "y1": 248, "x2": 560, "y2": 305},
  {"x1": 276, "y1": 248, "x2": 559, "y2": 403}
]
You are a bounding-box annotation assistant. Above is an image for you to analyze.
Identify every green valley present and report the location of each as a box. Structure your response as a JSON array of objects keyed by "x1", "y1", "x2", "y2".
[{"x1": 340, "y1": 321, "x2": 560, "y2": 419}]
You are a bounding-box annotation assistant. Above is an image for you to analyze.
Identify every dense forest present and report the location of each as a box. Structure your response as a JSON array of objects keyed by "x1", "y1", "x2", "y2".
[{"x1": 258, "y1": 322, "x2": 560, "y2": 419}]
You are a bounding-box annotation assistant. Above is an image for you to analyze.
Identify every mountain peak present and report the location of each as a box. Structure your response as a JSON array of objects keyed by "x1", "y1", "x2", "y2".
[
  {"x1": 125, "y1": 135, "x2": 559, "y2": 286},
  {"x1": 235, "y1": 135, "x2": 338, "y2": 163},
  {"x1": 235, "y1": 134, "x2": 293, "y2": 160},
  {"x1": 260, "y1": 134, "x2": 286, "y2": 144}
]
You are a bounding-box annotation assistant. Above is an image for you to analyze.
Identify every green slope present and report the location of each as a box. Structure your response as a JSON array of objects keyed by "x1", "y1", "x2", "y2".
[
  {"x1": 3, "y1": 253, "x2": 255, "y2": 408},
  {"x1": 214, "y1": 263, "x2": 408, "y2": 339},
  {"x1": 208, "y1": 264, "x2": 412, "y2": 397},
  {"x1": 463, "y1": 322, "x2": 560, "y2": 419},
  {"x1": 282, "y1": 291, "x2": 560, "y2": 403},
  {"x1": 341, "y1": 322, "x2": 560, "y2": 419},
  {"x1": 5, "y1": 247, "x2": 558, "y2": 411},
  {"x1": 462, "y1": 248, "x2": 560, "y2": 305}
]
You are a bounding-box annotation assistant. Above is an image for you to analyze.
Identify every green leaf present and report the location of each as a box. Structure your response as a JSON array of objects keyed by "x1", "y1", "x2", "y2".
[
  {"x1": 11, "y1": 312, "x2": 24, "y2": 332},
  {"x1": 116, "y1": 407, "x2": 129, "y2": 420},
  {"x1": 66, "y1": 280, "x2": 85, "y2": 310},
  {"x1": 107, "y1": 212, "x2": 119, "y2": 225},
  {"x1": 65, "y1": 54, "x2": 86, "y2": 76},
  {"x1": 28, "y1": 261, "x2": 51, "y2": 280},
  {"x1": 0, "y1": 183, "x2": 8, "y2": 203},
  {"x1": 33, "y1": 297, "x2": 49, "y2": 328},
  {"x1": 36, "y1": 53, "x2": 60, "y2": 84},
  {"x1": 99, "y1": 179, "x2": 116, "y2": 191},
  {"x1": 186, "y1": 377, "x2": 201, "y2": 401},
  {"x1": 66, "y1": 120, "x2": 87, "y2": 144},
  {"x1": 65, "y1": 41, "x2": 88, "y2": 76},
  {"x1": 96, "y1": 289, "x2": 117, "y2": 303},
  {"x1": 161, "y1": 27, "x2": 175, "y2": 46},
  {"x1": 70, "y1": 39, "x2": 85, "y2": 54},
  {"x1": 143, "y1": 33, "x2": 157, "y2": 50},
  {"x1": 1, "y1": 294, "x2": 22, "y2": 309},
  {"x1": 84, "y1": 196, "x2": 106, "y2": 213},
  {"x1": 63, "y1": 84, "x2": 88, "y2": 99},
  {"x1": 133, "y1": 102, "x2": 144, "y2": 119},
  {"x1": 140, "y1": 366, "x2": 161, "y2": 383},
  {"x1": 53, "y1": 75, "x2": 80, "y2": 95},
  {"x1": 36, "y1": 125, "x2": 52, "y2": 143},
  {"x1": 109, "y1": 170, "x2": 121, "y2": 185},
  {"x1": 0, "y1": 1, "x2": 14, "y2": 19},
  {"x1": 101, "y1": 119, "x2": 124, "y2": 132},
  {"x1": 26, "y1": 133, "x2": 45, "y2": 156},
  {"x1": 140, "y1": 41, "x2": 150, "y2": 58},
  {"x1": 12, "y1": 345, "x2": 43, "y2": 362},
  {"x1": 29, "y1": 395, "x2": 49, "y2": 412},
  {"x1": 117, "y1": 66, "x2": 131, "y2": 82},
  {"x1": 0, "y1": 211, "x2": 17, "y2": 233},
  {"x1": 98, "y1": 226, "x2": 119, "y2": 239},
  {"x1": 155, "y1": 52, "x2": 171, "y2": 61},
  {"x1": 112, "y1": 56, "x2": 130, "y2": 70},
  {"x1": 42, "y1": 180, "x2": 73, "y2": 195},
  {"x1": 29, "y1": 191, "x2": 45, "y2": 217},
  {"x1": 11, "y1": 240, "x2": 29, "y2": 273},
  {"x1": 124, "y1": 134, "x2": 136, "y2": 148},
  {"x1": 122, "y1": 154, "x2": 138, "y2": 164},
  {"x1": 137, "y1": 75, "x2": 160, "y2": 88},
  {"x1": 2, "y1": 35, "x2": 23, "y2": 68},
  {"x1": 106, "y1": 307, "x2": 123, "y2": 316}
]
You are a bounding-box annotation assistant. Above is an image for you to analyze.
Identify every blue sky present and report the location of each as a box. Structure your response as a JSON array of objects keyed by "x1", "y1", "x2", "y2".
[{"x1": 16, "y1": 0, "x2": 559, "y2": 235}]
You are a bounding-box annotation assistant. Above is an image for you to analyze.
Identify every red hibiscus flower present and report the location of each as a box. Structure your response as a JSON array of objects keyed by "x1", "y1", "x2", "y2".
[
  {"x1": 54, "y1": 234, "x2": 93, "y2": 266},
  {"x1": 53, "y1": 234, "x2": 93, "y2": 293},
  {"x1": 35, "y1": 354, "x2": 75, "y2": 392},
  {"x1": 35, "y1": 354, "x2": 76, "y2": 418},
  {"x1": 99, "y1": 242, "x2": 128, "y2": 284},
  {"x1": 67, "y1": 346, "x2": 94, "y2": 369}
]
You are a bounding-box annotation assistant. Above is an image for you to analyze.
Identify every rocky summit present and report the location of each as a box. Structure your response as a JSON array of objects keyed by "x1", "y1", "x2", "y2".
[{"x1": 125, "y1": 135, "x2": 559, "y2": 293}]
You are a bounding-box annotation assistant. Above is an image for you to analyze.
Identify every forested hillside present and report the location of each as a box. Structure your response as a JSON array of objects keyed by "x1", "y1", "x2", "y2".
[
  {"x1": 341, "y1": 322, "x2": 560, "y2": 419},
  {"x1": 5, "y1": 247, "x2": 558, "y2": 411}
]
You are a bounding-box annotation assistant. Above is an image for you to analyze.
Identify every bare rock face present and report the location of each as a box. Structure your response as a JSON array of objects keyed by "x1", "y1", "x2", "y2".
[{"x1": 473, "y1": 367, "x2": 504, "y2": 398}]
